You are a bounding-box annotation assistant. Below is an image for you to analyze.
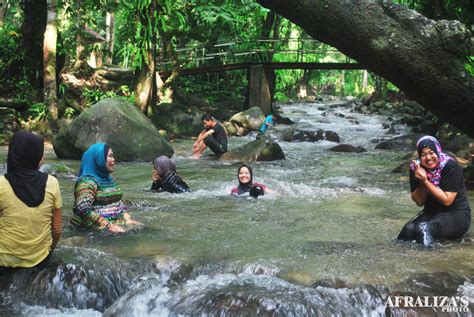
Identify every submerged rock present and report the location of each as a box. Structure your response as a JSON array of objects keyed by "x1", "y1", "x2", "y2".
[
  {"x1": 329, "y1": 144, "x2": 367, "y2": 153},
  {"x1": 53, "y1": 98, "x2": 173, "y2": 161},
  {"x1": 219, "y1": 137, "x2": 285, "y2": 162}
]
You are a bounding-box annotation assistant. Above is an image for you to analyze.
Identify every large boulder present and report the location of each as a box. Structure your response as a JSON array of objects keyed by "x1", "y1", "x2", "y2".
[
  {"x1": 219, "y1": 137, "x2": 285, "y2": 162},
  {"x1": 53, "y1": 98, "x2": 173, "y2": 161},
  {"x1": 375, "y1": 133, "x2": 425, "y2": 151},
  {"x1": 228, "y1": 107, "x2": 265, "y2": 135},
  {"x1": 150, "y1": 102, "x2": 204, "y2": 137}
]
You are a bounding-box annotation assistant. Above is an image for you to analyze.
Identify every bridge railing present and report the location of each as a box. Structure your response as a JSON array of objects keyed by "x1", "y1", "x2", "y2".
[{"x1": 157, "y1": 38, "x2": 354, "y2": 70}]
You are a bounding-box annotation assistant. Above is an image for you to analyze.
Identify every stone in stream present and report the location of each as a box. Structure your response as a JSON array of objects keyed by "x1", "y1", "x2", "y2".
[
  {"x1": 53, "y1": 98, "x2": 173, "y2": 161},
  {"x1": 226, "y1": 106, "x2": 266, "y2": 136},
  {"x1": 218, "y1": 137, "x2": 285, "y2": 162},
  {"x1": 266, "y1": 123, "x2": 340, "y2": 143},
  {"x1": 39, "y1": 163, "x2": 77, "y2": 179},
  {"x1": 150, "y1": 102, "x2": 204, "y2": 137},
  {"x1": 375, "y1": 133, "x2": 425, "y2": 151},
  {"x1": 329, "y1": 144, "x2": 367, "y2": 153}
]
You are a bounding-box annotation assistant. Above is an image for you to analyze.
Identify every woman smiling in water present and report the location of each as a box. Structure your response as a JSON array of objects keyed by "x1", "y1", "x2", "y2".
[
  {"x1": 397, "y1": 136, "x2": 471, "y2": 246},
  {"x1": 231, "y1": 164, "x2": 270, "y2": 198}
]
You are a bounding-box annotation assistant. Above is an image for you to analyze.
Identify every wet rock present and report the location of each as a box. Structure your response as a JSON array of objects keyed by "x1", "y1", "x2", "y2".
[
  {"x1": 267, "y1": 124, "x2": 340, "y2": 143},
  {"x1": 152, "y1": 256, "x2": 192, "y2": 284},
  {"x1": 151, "y1": 102, "x2": 204, "y2": 137},
  {"x1": 443, "y1": 135, "x2": 474, "y2": 155},
  {"x1": 229, "y1": 107, "x2": 265, "y2": 135},
  {"x1": 53, "y1": 98, "x2": 173, "y2": 161},
  {"x1": 219, "y1": 137, "x2": 285, "y2": 162},
  {"x1": 329, "y1": 144, "x2": 367, "y2": 153},
  {"x1": 391, "y1": 161, "x2": 410, "y2": 173},
  {"x1": 375, "y1": 133, "x2": 425, "y2": 151}
]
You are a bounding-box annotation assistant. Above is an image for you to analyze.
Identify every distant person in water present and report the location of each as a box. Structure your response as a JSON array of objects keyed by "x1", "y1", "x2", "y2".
[
  {"x1": 0, "y1": 131, "x2": 62, "y2": 268},
  {"x1": 397, "y1": 136, "x2": 471, "y2": 246},
  {"x1": 193, "y1": 114, "x2": 227, "y2": 158},
  {"x1": 151, "y1": 156, "x2": 190, "y2": 193},
  {"x1": 231, "y1": 164, "x2": 270, "y2": 198},
  {"x1": 70, "y1": 143, "x2": 141, "y2": 233},
  {"x1": 259, "y1": 114, "x2": 275, "y2": 134}
]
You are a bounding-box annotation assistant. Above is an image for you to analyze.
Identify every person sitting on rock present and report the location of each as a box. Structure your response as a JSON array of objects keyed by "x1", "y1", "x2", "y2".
[
  {"x1": 231, "y1": 164, "x2": 270, "y2": 198},
  {"x1": 193, "y1": 114, "x2": 227, "y2": 159},
  {"x1": 151, "y1": 156, "x2": 190, "y2": 193},
  {"x1": 70, "y1": 143, "x2": 141, "y2": 233},
  {"x1": 259, "y1": 114, "x2": 275, "y2": 134},
  {"x1": 0, "y1": 131, "x2": 62, "y2": 269},
  {"x1": 397, "y1": 136, "x2": 471, "y2": 246}
]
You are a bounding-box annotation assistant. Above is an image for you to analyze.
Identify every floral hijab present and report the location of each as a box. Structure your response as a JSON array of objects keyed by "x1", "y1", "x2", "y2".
[{"x1": 410, "y1": 135, "x2": 453, "y2": 187}]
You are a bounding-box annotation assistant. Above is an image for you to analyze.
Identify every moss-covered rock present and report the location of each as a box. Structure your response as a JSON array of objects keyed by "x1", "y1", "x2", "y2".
[
  {"x1": 219, "y1": 137, "x2": 285, "y2": 162},
  {"x1": 52, "y1": 98, "x2": 173, "y2": 161},
  {"x1": 151, "y1": 102, "x2": 204, "y2": 137}
]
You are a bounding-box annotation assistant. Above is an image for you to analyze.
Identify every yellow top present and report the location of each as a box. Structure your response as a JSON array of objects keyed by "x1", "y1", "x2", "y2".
[{"x1": 0, "y1": 175, "x2": 62, "y2": 268}]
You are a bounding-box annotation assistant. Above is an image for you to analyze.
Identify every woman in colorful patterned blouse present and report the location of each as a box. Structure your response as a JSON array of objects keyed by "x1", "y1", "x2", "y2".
[{"x1": 70, "y1": 143, "x2": 141, "y2": 233}]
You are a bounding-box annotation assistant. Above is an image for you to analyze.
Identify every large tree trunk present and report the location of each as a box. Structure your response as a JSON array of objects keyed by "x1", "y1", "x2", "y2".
[
  {"x1": 43, "y1": 0, "x2": 58, "y2": 123},
  {"x1": 257, "y1": 0, "x2": 474, "y2": 137},
  {"x1": 21, "y1": 0, "x2": 47, "y2": 89}
]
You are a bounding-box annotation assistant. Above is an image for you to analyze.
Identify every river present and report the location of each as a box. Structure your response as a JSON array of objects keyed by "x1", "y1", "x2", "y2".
[{"x1": 1, "y1": 99, "x2": 473, "y2": 316}]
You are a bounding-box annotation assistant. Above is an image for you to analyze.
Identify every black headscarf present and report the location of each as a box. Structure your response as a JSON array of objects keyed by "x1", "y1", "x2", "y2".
[
  {"x1": 236, "y1": 164, "x2": 253, "y2": 194},
  {"x1": 4, "y1": 131, "x2": 48, "y2": 207}
]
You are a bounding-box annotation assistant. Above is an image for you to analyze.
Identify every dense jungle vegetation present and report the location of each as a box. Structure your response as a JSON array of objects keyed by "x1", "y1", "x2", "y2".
[{"x1": 0, "y1": 0, "x2": 472, "y2": 141}]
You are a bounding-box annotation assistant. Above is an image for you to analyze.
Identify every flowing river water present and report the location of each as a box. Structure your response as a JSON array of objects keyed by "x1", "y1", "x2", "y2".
[{"x1": 0, "y1": 100, "x2": 473, "y2": 316}]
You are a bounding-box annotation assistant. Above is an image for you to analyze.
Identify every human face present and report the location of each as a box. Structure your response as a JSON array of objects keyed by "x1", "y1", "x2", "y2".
[
  {"x1": 106, "y1": 148, "x2": 115, "y2": 173},
  {"x1": 238, "y1": 166, "x2": 251, "y2": 184},
  {"x1": 419, "y1": 147, "x2": 439, "y2": 170},
  {"x1": 203, "y1": 119, "x2": 213, "y2": 129}
]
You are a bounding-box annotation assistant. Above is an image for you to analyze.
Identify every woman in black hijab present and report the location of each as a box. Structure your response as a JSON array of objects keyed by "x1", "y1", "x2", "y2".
[
  {"x1": 230, "y1": 164, "x2": 269, "y2": 198},
  {"x1": 0, "y1": 131, "x2": 62, "y2": 268}
]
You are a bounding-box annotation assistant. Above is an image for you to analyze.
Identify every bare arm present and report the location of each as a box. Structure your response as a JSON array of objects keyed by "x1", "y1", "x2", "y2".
[
  {"x1": 51, "y1": 208, "x2": 62, "y2": 251},
  {"x1": 195, "y1": 129, "x2": 214, "y2": 143}
]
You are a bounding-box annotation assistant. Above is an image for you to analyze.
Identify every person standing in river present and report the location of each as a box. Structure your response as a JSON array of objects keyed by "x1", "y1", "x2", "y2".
[
  {"x1": 151, "y1": 156, "x2": 190, "y2": 193},
  {"x1": 0, "y1": 131, "x2": 62, "y2": 269},
  {"x1": 193, "y1": 114, "x2": 227, "y2": 159},
  {"x1": 70, "y1": 143, "x2": 141, "y2": 233},
  {"x1": 397, "y1": 136, "x2": 471, "y2": 246}
]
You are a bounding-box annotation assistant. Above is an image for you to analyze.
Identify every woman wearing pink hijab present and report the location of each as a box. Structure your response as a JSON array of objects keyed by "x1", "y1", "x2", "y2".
[{"x1": 397, "y1": 136, "x2": 471, "y2": 246}]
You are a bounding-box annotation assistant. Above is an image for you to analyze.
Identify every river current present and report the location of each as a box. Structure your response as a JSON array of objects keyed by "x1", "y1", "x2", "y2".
[{"x1": 0, "y1": 100, "x2": 473, "y2": 316}]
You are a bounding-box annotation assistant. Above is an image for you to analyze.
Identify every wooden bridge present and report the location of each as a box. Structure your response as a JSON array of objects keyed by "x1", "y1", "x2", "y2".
[{"x1": 158, "y1": 38, "x2": 365, "y2": 114}]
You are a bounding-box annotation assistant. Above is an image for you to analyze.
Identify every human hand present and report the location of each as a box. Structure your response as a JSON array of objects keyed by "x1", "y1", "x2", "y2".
[
  {"x1": 108, "y1": 224, "x2": 126, "y2": 233},
  {"x1": 414, "y1": 163, "x2": 427, "y2": 182}
]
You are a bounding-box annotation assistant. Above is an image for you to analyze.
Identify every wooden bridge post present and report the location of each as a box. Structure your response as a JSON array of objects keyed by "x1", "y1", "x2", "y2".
[{"x1": 246, "y1": 64, "x2": 274, "y2": 115}]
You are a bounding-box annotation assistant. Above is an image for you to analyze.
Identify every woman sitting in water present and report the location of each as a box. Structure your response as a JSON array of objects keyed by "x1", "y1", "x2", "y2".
[
  {"x1": 151, "y1": 156, "x2": 190, "y2": 193},
  {"x1": 231, "y1": 164, "x2": 269, "y2": 198},
  {"x1": 397, "y1": 136, "x2": 471, "y2": 246},
  {"x1": 0, "y1": 131, "x2": 62, "y2": 268},
  {"x1": 70, "y1": 143, "x2": 141, "y2": 233}
]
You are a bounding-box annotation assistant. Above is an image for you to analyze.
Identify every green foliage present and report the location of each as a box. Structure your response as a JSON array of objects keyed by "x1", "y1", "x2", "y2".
[
  {"x1": 83, "y1": 87, "x2": 135, "y2": 106},
  {"x1": 464, "y1": 56, "x2": 474, "y2": 77},
  {"x1": 28, "y1": 103, "x2": 49, "y2": 121}
]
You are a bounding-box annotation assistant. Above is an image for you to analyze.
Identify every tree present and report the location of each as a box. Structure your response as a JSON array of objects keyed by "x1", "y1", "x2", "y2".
[
  {"x1": 21, "y1": 0, "x2": 47, "y2": 89},
  {"x1": 43, "y1": 0, "x2": 59, "y2": 123},
  {"x1": 257, "y1": 0, "x2": 474, "y2": 137}
]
